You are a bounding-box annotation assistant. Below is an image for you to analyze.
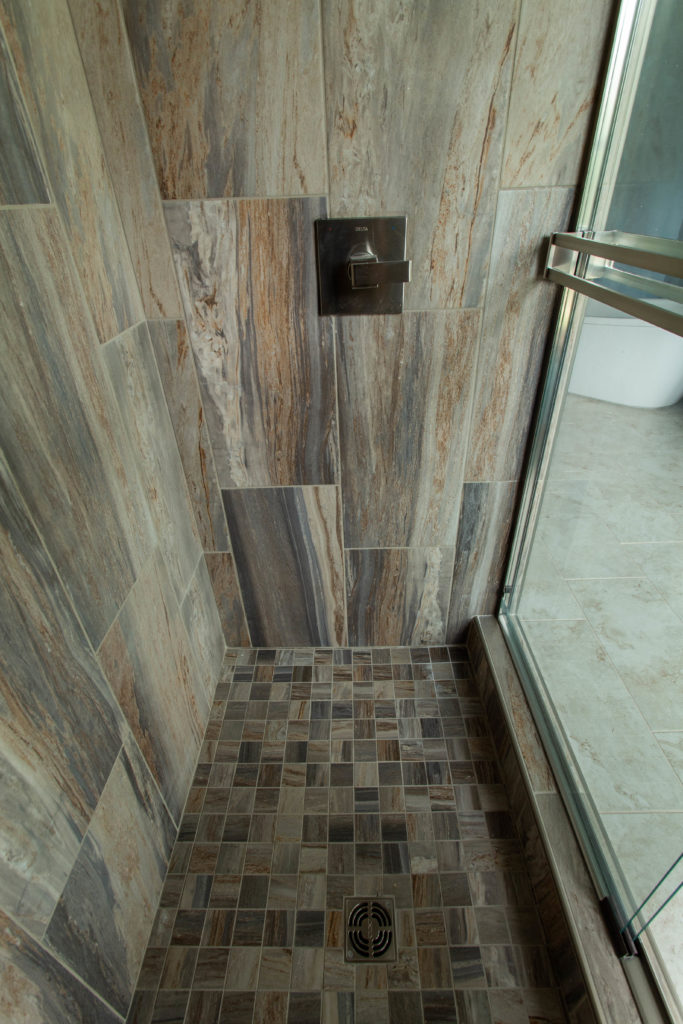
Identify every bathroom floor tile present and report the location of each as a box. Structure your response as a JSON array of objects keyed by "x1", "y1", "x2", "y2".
[{"x1": 134, "y1": 647, "x2": 568, "y2": 1022}]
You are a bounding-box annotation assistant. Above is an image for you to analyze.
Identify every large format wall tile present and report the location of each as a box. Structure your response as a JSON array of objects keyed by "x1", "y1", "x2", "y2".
[
  {"x1": 0, "y1": 208, "x2": 153, "y2": 648},
  {"x1": 223, "y1": 487, "x2": 346, "y2": 648},
  {"x1": 502, "y1": 0, "x2": 614, "y2": 188},
  {"x1": 346, "y1": 547, "x2": 454, "y2": 647},
  {"x1": 67, "y1": 0, "x2": 183, "y2": 319},
  {"x1": 166, "y1": 198, "x2": 337, "y2": 488},
  {"x1": 0, "y1": 909, "x2": 120, "y2": 1024},
  {"x1": 0, "y1": 24, "x2": 49, "y2": 205},
  {"x1": 98, "y1": 551, "x2": 212, "y2": 822},
  {"x1": 465, "y1": 187, "x2": 575, "y2": 484},
  {"x1": 336, "y1": 311, "x2": 479, "y2": 548},
  {"x1": 101, "y1": 321, "x2": 201, "y2": 604},
  {"x1": 148, "y1": 319, "x2": 229, "y2": 553},
  {"x1": 123, "y1": 0, "x2": 326, "y2": 198},
  {"x1": 205, "y1": 552, "x2": 251, "y2": 647},
  {"x1": 45, "y1": 739, "x2": 175, "y2": 1016},
  {"x1": 0, "y1": 449, "x2": 123, "y2": 937},
  {"x1": 0, "y1": 0, "x2": 142, "y2": 342},
  {"x1": 447, "y1": 481, "x2": 518, "y2": 642},
  {"x1": 323, "y1": 0, "x2": 517, "y2": 310}
]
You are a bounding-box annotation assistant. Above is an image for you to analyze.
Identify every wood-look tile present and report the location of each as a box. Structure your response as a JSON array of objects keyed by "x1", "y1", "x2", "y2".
[
  {"x1": 67, "y1": 0, "x2": 182, "y2": 318},
  {"x1": 447, "y1": 482, "x2": 518, "y2": 642},
  {"x1": 0, "y1": 24, "x2": 49, "y2": 204},
  {"x1": 223, "y1": 487, "x2": 346, "y2": 648},
  {"x1": 45, "y1": 739, "x2": 175, "y2": 1015},
  {"x1": 464, "y1": 187, "x2": 575, "y2": 484},
  {"x1": 0, "y1": 0, "x2": 142, "y2": 341},
  {"x1": 336, "y1": 312, "x2": 479, "y2": 548},
  {"x1": 0, "y1": 207, "x2": 153, "y2": 648},
  {"x1": 205, "y1": 553, "x2": 251, "y2": 647},
  {"x1": 102, "y1": 321, "x2": 201, "y2": 603},
  {"x1": 346, "y1": 548, "x2": 454, "y2": 647},
  {"x1": 180, "y1": 554, "x2": 226, "y2": 702},
  {"x1": 148, "y1": 319, "x2": 229, "y2": 553},
  {"x1": 98, "y1": 550, "x2": 211, "y2": 822},
  {"x1": 0, "y1": 449, "x2": 123, "y2": 935},
  {"x1": 0, "y1": 909, "x2": 120, "y2": 1024},
  {"x1": 502, "y1": 0, "x2": 614, "y2": 188},
  {"x1": 165, "y1": 198, "x2": 337, "y2": 488},
  {"x1": 324, "y1": 0, "x2": 517, "y2": 309},
  {"x1": 123, "y1": 0, "x2": 326, "y2": 198}
]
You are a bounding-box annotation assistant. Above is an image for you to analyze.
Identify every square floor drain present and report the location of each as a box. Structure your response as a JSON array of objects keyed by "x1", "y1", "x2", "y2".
[{"x1": 344, "y1": 896, "x2": 397, "y2": 962}]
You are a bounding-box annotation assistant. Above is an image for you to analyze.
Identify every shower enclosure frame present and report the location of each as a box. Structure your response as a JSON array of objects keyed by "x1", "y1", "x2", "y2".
[{"x1": 498, "y1": 0, "x2": 683, "y2": 1019}]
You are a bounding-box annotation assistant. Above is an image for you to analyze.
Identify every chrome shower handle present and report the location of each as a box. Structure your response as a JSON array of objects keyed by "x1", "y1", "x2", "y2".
[{"x1": 349, "y1": 257, "x2": 412, "y2": 289}]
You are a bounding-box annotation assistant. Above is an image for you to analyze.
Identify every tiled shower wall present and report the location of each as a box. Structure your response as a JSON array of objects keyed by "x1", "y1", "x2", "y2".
[
  {"x1": 124, "y1": 0, "x2": 615, "y2": 650},
  {"x1": 0, "y1": 0, "x2": 226, "y2": 1019}
]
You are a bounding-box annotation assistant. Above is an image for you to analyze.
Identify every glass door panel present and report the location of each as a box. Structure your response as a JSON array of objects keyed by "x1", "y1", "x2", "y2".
[{"x1": 500, "y1": 0, "x2": 683, "y2": 1017}]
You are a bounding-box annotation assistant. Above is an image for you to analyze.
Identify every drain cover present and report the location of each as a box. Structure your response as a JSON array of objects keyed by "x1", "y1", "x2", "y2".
[{"x1": 344, "y1": 897, "x2": 396, "y2": 962}]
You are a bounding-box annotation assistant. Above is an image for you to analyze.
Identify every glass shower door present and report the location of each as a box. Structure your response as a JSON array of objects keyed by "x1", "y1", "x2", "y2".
[{"x1": 499, "y1": 0, "x2": 683, "y2": 1017}]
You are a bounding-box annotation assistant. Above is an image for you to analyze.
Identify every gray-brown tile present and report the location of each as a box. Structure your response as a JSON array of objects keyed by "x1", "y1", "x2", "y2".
[
  {"x1": 101, "y1": 321, "x2": 201, "y2": 604},
  {"x1": 148, "y1": 319, "x2": 230, "y2": 553},
  {"x1": 0, "y1": 909, "x2": 120, "y2": 1024},
  {"x1": 223, "y1": 487, "x2": 346, "y2": 648},
  {"x1": 0, "y1": 23, "x2": 49, "y2": 205},
  {"x1": 0, "y1": 0, "x2": 142, "y2": 341},
  {"x1": 46, "y1": 739, "x2": 175, "y2": 1015},
  {"x1": 123, "y1": 0, "x2": 326, "y2": 198},
  {"x1": 0, "y1": 206, "x2": 153, "y2": 648},
  {"x1": 502, "y1": 0, "x2": 614, "y2": 187},
  {"x1": 464, "y1": 187, "x2": 575, "y2": 483},
  {"x1": 0, "y1": 449, "x2": 123, "y2": 935},
  {"x1": 67, "y1": 0, "x2": 183, "y2": 318},
  {"x1": 165, "y1": 197, "x2": 337, "y2": 488},
  {"x1": 324, "y1": 0, "x2": 518, "y2": 309},
  {"x1": 346, "y1": 548, "x2": 454, "y2": 647},
  {"x1": 447, "y1": 482, "x2": 518, "y2": 642},
  {"x1": 180, "y1": 553, "x2": 226, "y2": 700},
  {"x1": 336, "y1": 312, "x2": 479, "y2": 548},
  {"x1": 205, "y1": 552, "x2": 251, "y2": 647},
  {"x1": 98, "y1": 550, "x2": 212, "y2": 822}
]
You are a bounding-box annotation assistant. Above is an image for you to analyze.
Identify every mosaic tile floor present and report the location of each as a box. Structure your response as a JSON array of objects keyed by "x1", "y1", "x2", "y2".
[{"x1": 128, "y1": 647, "x2": 567, "y2": 1024}]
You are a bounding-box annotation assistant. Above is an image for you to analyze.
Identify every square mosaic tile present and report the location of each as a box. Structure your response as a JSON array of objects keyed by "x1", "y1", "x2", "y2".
[{"x1": 128, "y1": 647, "x2": 568, "y2": 1024}]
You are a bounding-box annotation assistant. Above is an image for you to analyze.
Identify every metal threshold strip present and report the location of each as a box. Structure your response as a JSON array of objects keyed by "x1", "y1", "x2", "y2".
[{"x1": 546, "y1": 230, "x2": 683, "y2": 337}]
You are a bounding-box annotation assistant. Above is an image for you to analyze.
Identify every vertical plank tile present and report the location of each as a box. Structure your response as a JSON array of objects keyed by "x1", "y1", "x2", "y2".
[
  {"x1": 148, "y1": 319, "x2": 230, "y2": 553},
  {"x1": 324, "y1": 0, "x2": 518, "y2": 309},
  {"x1": 205, "y1": 552, "x2": 251, "y2": 647},
  {"x1": 447, "y1": 482, "x2": 518, "y2": 642},
  {"x1": 45, "y1": 739, "x2": 175, "y2": 1016},
  {"x1": 101, "y1": 321, "x2": 201, "y2": 604},
  {"x1": 123, "y1": 0, "x2": 327, "y2": 198},
  {"x1": 166, "y1": 198, "x2": 337, "y2": 488},
  {"x1": 0, "y1": 449, "x2": 123, "y2": 936},
  {"x1": 0, "y1": 24, "x2": 49, "y2": 204},
  {"x1": 0, "y1": 201, "x2": 153, "y2": 652},
  {"x1": 502, "y1": 0, "x2": 614, "y2": 188},
  {"x1": 464, "y1": 187, "x2": 575, "y2": 484},
  {"x1": 180, "y1": 554, "x2": 226, "y2": 702},
  {"x1": 345, "y1": 547, "x2": 454, "y2": 647},
  {"x1": 0, "y1": 0, "x2": 142, "y2": 341},
  {"x1": 336, "y1": 311, "x2": 479, "y2": 548},
  {"x1": 67, "y1": 0, "x2": 183, "y2": 318},
  {"x1": 223, "y1": 487, "x2": 346, "y2": 648},
  {"x1": 98, "y1": 551, "x2": 211, "y2": 822}
]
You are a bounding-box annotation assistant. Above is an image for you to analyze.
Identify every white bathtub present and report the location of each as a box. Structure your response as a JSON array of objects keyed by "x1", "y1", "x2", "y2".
[{"x1": 569, "y1": 313, "x2": 683, "y2": 409}]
